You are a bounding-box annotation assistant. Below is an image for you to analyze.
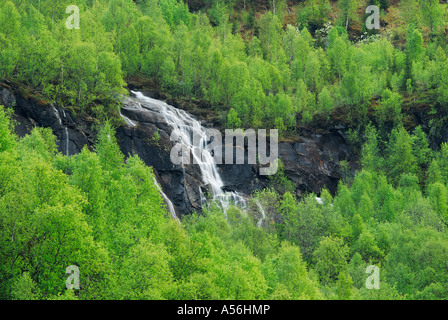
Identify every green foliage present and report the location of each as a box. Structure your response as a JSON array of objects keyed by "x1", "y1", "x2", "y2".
[
  {"x1": 427, "y1": 159, "x2": 442, "y2": 186},
  {"x1": 420, "y1": 0, "x2": 444, "y2": 35},
  {"x1": 377, "y1": 89, "x2": 402, "y2": 128},
  {"x1": 267, "y1": 159, "x2": 294, "y2": 195},
  {"x1": 3, "y1": 0, "x2": 446, "y2": 138},
  {"x1": 297, "y1": 0, "x2": 331, "y2": 30},
  {"x1": 11, "y1": 272, "x2": 41, "y2": 300},
  {"x1": 153, "y1": 128, "x2": 161, "y2": 143},
  {"x1": 338, "y1": 0, "x2": 359, "y2": 30},
  {"x1": 263, "y1": 242, "x2": 322, "y2": 299},
  {"x1": 280, "y1": 193, "x2": 347, "y2": 263},
  {"x1": 314, "y1": 236, "x2": 349, "y2": 284},
  {"x1": 226, "y1": 108, "x2": 242, "y2": 128},
  {"x1": 3, "y1": 0, "x2": 448, "y2": 301},
  {"x1": 412, "y1": 126, "x2": 430, "y2": 169},
  {"x1": 386, "y1": 126, "x2": 418, "y2": 186},
  {"x1": 361, "y1": 124, "x2": 381, "y2": 172},
  {"x1": 116, "y1": 239, "x2": 174, "y2": 299},
  {"x1": 336, "y1": 271, "x2": 353, "y2": 300},
  {"x1": 426, "y1": 183, "x2": 448, "y2": 221},
  {"x1": 317, "y1": 86, "x2": 334, "y2": 118},
  {"x1": 0, "y1": 106, "x2": 17, "y2": 153}
]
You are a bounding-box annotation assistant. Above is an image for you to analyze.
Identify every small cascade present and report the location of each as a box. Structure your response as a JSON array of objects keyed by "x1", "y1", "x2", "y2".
[
  {"x1": 120, "y1": 110, "x2": 137, "y2": 127},
  {"x1": 53, "y1": 106, "x2": 70, "y2": 156},
  {"x1": 64, "y1": 126, "x2": 69, "y2": 156},
  {"x1": 255, "y1": 199, "x2": 266, "y2": 228},
  {"x1": 213, "y1": 192, "x2": 247, "y2": 213},
  {"x1": 315, "y1": 196, "x2": 333, "y2": 206},
  {"x1": 199, "y1": 187, "x2": 207, "y2": 207},
  {"x1": 53, "y1": 106, "x2": 62, "y2": 126},
  {"x1": 129, "y1": 91, "x2": 247, "y2": 214},
  {"x1": 153, "y1": 177, "x2": 179, "y2": 222}
]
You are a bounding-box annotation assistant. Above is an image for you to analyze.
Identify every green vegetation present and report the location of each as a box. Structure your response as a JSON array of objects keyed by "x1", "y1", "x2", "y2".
[
  {"x1": 1, "y1": 0, "x2": 447, "y2": 133},
  {"x1": 1, "y1": 98, "x2": 448, "y2": 299},
  {"x1": 2, "y1": 0, "x2": 448, "y2": 301}
]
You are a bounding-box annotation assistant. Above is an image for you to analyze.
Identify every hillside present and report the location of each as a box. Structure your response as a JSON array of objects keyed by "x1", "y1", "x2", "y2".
[{"x1": 1, "y1": 0, "x2": 448, "y2": 302}]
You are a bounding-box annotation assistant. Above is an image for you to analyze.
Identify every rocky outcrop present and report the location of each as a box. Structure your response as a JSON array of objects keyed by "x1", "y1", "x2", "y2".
[
  {"x1": 216, "y1": 133, "x2": 355, "y2": 198},
  {"x1": 119, "y1": 92, "x2": 357, "y2": 210},
  {"x1": 116, "y1": 96, "x2": 205, "y2": 214},
  {"x1": 279, "y1": 134, "x2": 354, "y2": 197},
  {"x1": 1, "y1": 82, "x2": 94, "y2": 155},
  {"x1": 2, "y1": 82, "x2": 357, "y2": 216}
]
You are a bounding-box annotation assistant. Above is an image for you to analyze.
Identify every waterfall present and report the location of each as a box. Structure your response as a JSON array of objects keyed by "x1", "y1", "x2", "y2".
[
  {"x1": 199, "y1": 186, "x2": 207, "y2": 207},
  {"x1": 128, "y1": 91, "x2": 246, "y2": 214},
  {"x1": 255, "y1": 199, "x2": 266, "y2": 228},
  {"x1": 153, "y1": 177, "x2": 179, "y2": 222},
  {"x1": 53, "y1": 106, "x2": 62, "y2": 126},
  {"x1": 65, "y1": 126, "x2": 69, "y2": 156},
  {"x1": 315, "y1": 196, "x2": 333, "y2": 206},
  {"x1": 120, "y1": 110, "x2": 137, "y2": 127},
  {"x1": 53, "y1": 106, "x2": 70, "y2": 156}
]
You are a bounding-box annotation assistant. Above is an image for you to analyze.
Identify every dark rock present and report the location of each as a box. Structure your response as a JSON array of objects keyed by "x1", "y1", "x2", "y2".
[
  {"x1": 1, "y1": 83, "x2": 93, "y2": 155},
  {"x1": 3, "y1": 82, "x2": 357, "y2": 216},
  {"x1": 116, "y1": 104, "x2": 206, "y2": 215}
]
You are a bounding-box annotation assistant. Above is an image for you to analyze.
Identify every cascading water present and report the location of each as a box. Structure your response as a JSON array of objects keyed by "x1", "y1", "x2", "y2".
[
  {"x1": 127, "y1": 91, "x2": 247, "y2": 214},
  {"x1": 53, "y1": 106, "x2": 70, "y2": 156},
  {"x1": 53, "y1": 106, "x2": 62, "y2": 126},
  {"x1": 64, "y1": 126, "x2": 69, "y2": 156},
  {"x1": 119, "y1": 110, "x2": 137, "y2": 127},
  {"x1": 153, "y1": 177, "x2": 179, "y2": 222},
  {"x1": 255, "y1": 199, "x2": 266, "y2": 228}
]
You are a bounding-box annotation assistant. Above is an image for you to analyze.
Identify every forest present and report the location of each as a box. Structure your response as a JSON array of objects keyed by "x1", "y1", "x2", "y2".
[{"x1": 1, "y1": 0, "x2": 448, "y2": 300}]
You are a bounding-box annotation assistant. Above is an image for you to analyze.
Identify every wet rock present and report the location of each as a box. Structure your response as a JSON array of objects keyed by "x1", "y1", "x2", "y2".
[
  {"x1": 216, "y1": 132, "x2": 355, "y2": 199},
  {"x1": 279, "y1": 133, "x2": 354, "y2": 197},
  {"x1": 1, "y1": 82, "x2": 93, "y2": 155},
  {"x1": 116, "y1": 101, "x2": 206, "y2": 216},
  {"x1": 3, "y1": 82, "x2": 357, "y2": 216}
]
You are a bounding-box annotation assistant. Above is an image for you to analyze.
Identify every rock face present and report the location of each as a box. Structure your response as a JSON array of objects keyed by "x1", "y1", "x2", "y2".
[
  {"x1": 278, "y1": 134, "x2": 354, "y2": 197},
  {"x1": 216, "y1": 133, "x2": 355, "y2": 199},
  {"x1": 117, "y1": 93, "x2": 357, "y2": 213},
  {"x1": 116, "y1": 96, "x2": 205, "y2": 215},
  {"x1": 1, "y1": 82, "x2": 357, "y2": 216},
  {"x1": 0, "y1": 82, "x2": 94, "y2": 155}
]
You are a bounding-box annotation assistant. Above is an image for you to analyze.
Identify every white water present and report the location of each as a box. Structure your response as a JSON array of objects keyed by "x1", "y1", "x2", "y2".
[
  {"x1": 199, "y1": 186, "x2": 207, "y2": 207},
  {"x1": 53, "y1": 106, "x2": 70, "y2": 156},
  {"x1": 255, "y1": 199, "x2": 266, "y2": 228},
  {"x1": 53, "y1": 106, "x2": 62, "y2": 126},
  {"x1": 120, "y1": 110, "x2": 137, "y2": 127},
  {"x1": 64, "y1": 126, "x2": 69, "y2": 156},
  {"x1": 127, "y1": 91, "x2": 246, "y2": 214},
  {"x1": 153, "y1": 177, "x2": 179, "y2": 222},
  {"x1": 315, "y1": 196, "x2": 333, "y2": 206}
]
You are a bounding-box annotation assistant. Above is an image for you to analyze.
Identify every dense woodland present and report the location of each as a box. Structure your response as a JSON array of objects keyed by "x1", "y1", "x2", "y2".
[{"x1": 2, "y1": 0, "x2": 448, "y2": 300}]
